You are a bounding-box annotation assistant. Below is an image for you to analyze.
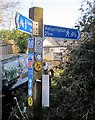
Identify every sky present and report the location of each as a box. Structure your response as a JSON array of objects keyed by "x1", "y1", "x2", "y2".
[
  {"x1": 19, "y1": 0, "x2": 82, "y2": 28},
  {"x1": 1, "y1": 0, "x2": 94, "y2": 29}
]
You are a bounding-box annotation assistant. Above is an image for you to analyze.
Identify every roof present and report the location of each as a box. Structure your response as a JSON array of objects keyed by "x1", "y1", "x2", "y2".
[
  {"x1": 43, "y1": 37, "x2": 74, "y2": 47},
  {"x1": 43, "y1": 37, "x2": 60, "y2": 47},
  {"x1": 0, "y1": 54, "x2": 18, "y2": 61},
  {"x1": 0, "y1": 53, "x2": 27, "y2": 61}
]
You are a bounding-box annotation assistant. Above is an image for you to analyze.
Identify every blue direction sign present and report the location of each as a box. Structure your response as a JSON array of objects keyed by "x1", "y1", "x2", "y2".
[
  {"x1": 44, "y1": 25, "x2": 80, "y2": 40},
  {"x1": 28, "y1": 76, "x2": 33, "y2": 96},
  {"x1": 28, "y1": 52, "x2": 34, "y2": 96},
  {"x1": 28, "y1": 78, "x2": 33, "y2": 89},
  {"x1": 15, "y1": 12, "x2": 33, "y2": 34}
]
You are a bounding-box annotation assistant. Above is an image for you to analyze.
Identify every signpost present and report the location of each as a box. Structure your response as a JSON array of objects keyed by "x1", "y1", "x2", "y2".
[
  {"x1": 44, "y1": 24, "x2": 80, "y2": 40},
  {"x1": 29, "y1": 7, "x2": 43, "y2": 120},
  {"x1": 15, "y1": 12, "x2": 33, "y2": 34},
  {"x1": 15, "y1": 8, "x2": 80, "y2": 119}
]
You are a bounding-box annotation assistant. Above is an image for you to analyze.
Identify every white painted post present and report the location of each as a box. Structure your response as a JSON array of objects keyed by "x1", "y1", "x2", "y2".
[{"x1": 42, "y1": 75, "x2": 49, "y2": 107}]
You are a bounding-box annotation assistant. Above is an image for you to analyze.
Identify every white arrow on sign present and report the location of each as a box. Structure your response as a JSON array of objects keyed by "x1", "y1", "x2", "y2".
[{"x1": 15, "y1": 12, "x2": 33, "y2": 34}]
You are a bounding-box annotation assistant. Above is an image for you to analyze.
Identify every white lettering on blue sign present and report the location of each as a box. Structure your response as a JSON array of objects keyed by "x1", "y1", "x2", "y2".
[
  {"x1": 16, "y1": 12, "x2": 33, "y2": 34},
  {"x1": 44, "y1": 25, "x2": 80, "y2": 40}
]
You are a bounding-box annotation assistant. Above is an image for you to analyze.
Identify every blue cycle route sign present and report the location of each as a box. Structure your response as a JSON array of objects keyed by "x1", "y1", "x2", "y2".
[
  {"x1": 28, "y1": 52, "x2": 34, "y2": 96},
  {"x1": 44, "y1": 25, "x2": 80, "y2": 40},
  {"x1": 15, "y1": 12, "x2": 33, "y2": 35}
]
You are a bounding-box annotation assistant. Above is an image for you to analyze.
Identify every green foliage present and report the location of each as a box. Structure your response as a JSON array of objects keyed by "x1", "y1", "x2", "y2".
[
  {"x1": 77, "y1": 1, "x2": 95, "y2": 33},
  {"x1": 0, "y1": 29, "x2": 12, "y2": 41},
  {"x1": 0, "y1": 29, "x2": 29, "y2": 53},
  {"x1": 52, "y1": 39, "x2": 95, "y2": 120},
  {"x1": 11, "y1": 30, "x2": 29, "y2": 53},
  {"x1": 43, "y1": 1, "x2": 95, "y2": 120}
]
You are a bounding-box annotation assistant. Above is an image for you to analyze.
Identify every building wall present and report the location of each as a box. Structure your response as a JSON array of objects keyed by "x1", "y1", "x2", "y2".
[
  {"x1": 0, "y1": 43, "x2": 13, "y2": 55},
  {"x1": 8, "y1": 40, "x2": 19, "y2": 54}
]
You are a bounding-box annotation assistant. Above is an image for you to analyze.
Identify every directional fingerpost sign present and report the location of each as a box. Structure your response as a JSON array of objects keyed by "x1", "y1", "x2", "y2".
[
  {"x1": 44, "y1": 25, "x2": 80, "y2": 40},
  {"x1": 15, "y1": 12, "x2": 33, "y2": 34}
]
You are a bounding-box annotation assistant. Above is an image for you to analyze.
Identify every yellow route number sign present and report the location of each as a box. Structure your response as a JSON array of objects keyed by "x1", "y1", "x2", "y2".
[
  {"x1": 34, "y1": 62, "x2": 42, "y2": 72},
  {"x1": 28, "y1": 96, "x2": 33, "y2": 106}
]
